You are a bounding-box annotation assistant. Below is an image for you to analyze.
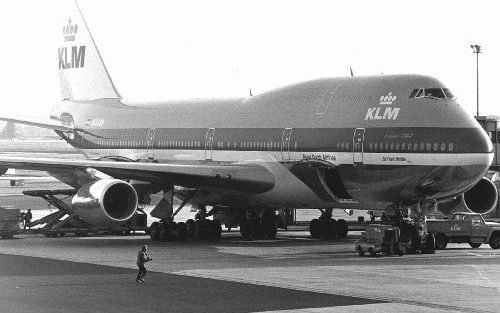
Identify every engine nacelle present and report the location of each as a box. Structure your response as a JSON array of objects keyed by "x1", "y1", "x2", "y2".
[
  {"x1": 71, "y1": 179, "x2": 138, "y2": 226},
  {"x1": 462, "y1": 177, "x2": 498, "y2": 215}
]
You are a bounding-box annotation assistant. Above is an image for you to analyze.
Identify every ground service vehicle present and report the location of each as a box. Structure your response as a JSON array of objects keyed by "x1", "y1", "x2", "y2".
[
  {"x1": 0, "y1": 207, "x2": 22, "y2": 239},
  {"x1": 427, "y1": 212, "x2": 500, "y2": 249},
  {"x1": 355, "y1": 224, "x2": 406, "y2": 257}
]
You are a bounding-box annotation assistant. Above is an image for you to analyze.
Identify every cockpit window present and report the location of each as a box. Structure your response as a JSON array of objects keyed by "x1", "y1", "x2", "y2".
[
  {"x1": 409, "y1": 88, "x2": 454, "y2": 99},
  {"x1": 424, "y1": 88, "x2": 445, "y2": 98},
  {"x1": 443, "y1": 88, "x2": 455, "y2": 98}
]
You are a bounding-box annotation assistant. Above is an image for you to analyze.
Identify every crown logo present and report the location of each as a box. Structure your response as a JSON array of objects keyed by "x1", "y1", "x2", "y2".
[
  {"x1": 379, "y1": 92, "x2": 397, "y2": 105},
  {"x1": 63, "y1": 18, "x2": 78, "y2": 42}
]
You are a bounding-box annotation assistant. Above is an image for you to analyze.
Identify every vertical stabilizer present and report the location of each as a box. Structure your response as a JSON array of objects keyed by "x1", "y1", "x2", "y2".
[
  {"x1": 58, "y1": 0, "x2": 121, "y2": 101},
  {"x1": 0, "y1": 122, "x2": 16, "y2": 139}
]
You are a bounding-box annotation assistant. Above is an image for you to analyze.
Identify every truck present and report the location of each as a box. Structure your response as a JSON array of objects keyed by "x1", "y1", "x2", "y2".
[
  {"x1": 355, "y1": 224, "x2": 407, "y2": 257},
  {"x1": 427, "y1": 212, "x2": 500, "y2": 250},
  {"x1": 0, "y1": 207, "x2": 22, "y2": 239}
]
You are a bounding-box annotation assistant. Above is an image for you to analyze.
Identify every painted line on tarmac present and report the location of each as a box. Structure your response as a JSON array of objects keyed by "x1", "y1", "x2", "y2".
[{"x1": 173, "y1": 270, "x2": 495, "y2": 313}]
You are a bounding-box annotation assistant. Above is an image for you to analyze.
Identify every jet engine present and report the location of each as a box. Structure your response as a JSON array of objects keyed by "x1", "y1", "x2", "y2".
[
  {"x1": 438, "y1": 177, "x2": 498, "y2": 215},
  {"x1": 462, "y1": 177, "x2": 498, "y2": 215},
  {"x1": 71, "y1": 179, "x2": 138, "y2": 226}
]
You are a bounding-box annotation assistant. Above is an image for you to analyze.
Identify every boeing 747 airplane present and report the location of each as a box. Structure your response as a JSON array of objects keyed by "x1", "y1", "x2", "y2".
[{"x1": 0, "y1": 1, "x2": 495, "y2": 242}]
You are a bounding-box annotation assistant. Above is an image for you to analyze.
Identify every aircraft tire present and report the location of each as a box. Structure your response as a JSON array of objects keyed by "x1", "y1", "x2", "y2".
[
  {"x1": 159, "y1": 222, "x2": 170, "y2": 241},
  {"x1": 240, "y1": 218, "x2": 252, "y2": 239},
  {"x1": 309, "y1": 219, "x2": 321, "y2": 239},
  {"x1": 177, "y1": 222, "x2": 188, "y2": 241},
  {"x1": 186, "y1": 219, "x2": 196, "y2": 237},
  {"x1": 324, "y1": 219, "x2": 337, "y2": 239},
  {"x1": 262, "y1": 214, "x2": 277, "y2": 239},
  {"x1": 211, "y1": 220, "x2": 222, "y2": 240},
  {"x1": 149, "y1": 222, "x2": 160, "y2": 241},
  {"x1": 196, "y1": 220, "x2": 207, "y2": 239},
  {"x1": 337, "y1": 219, "x2": 348, "y2": 239}
]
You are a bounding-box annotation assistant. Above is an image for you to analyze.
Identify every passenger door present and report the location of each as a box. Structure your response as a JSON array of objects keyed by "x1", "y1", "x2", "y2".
[
  {"x1": 352, "y1": 128, "x2": 365, "y2": 165},
  {"x1": 205, "y1": 128, "x2": 215, "y2": 161},
  {"x1": 146, "y1": 128, "x2": 157, "y2": 159},
  {"x1": 281, "y1": 128, "x2": 293, "y2": 160}
]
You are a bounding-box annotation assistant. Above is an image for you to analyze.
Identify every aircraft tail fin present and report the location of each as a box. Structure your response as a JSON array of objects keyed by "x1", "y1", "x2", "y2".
[
  {"x1": 58, "y1": 0, "x2": 121, "y2": 101},
  {"x1": 0, "y1": 122, "x2": 16, "y2": 139}
]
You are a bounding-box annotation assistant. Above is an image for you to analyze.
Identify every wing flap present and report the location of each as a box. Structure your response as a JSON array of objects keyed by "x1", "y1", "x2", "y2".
[{"x1": 0, "y1": 156, "x2": 275, "y2": 194}]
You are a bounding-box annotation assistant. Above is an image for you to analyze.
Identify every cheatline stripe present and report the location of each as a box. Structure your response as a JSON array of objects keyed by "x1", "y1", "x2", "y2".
[{"x1": 79, "y1": 148, "x2": 493, "y2": 167}]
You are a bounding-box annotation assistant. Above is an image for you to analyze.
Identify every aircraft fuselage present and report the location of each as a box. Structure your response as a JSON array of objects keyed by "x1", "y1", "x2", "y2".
[{"x1": 51, "y1": 75, "x2": 493, "y2": 210}]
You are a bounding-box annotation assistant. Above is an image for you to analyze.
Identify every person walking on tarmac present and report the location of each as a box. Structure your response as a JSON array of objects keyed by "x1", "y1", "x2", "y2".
[
  {"x1": 24, "y1": 209, "x2": 32, "y2": 230},
  {"x1": 136, "y1": 245, "x2": 152, "y2": 283}
]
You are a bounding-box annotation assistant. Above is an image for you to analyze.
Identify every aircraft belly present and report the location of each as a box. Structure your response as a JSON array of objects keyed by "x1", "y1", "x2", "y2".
[{"x1": 340, "y1": 163, "x2": 488, "y2": 207}]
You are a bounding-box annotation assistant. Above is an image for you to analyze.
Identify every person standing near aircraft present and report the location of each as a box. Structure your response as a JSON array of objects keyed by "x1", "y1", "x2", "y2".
[{"x1": 136, "y1": 245, "x2": 152, "y2": 283}]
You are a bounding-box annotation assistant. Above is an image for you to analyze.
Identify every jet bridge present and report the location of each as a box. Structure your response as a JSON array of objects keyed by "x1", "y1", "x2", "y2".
[{"x1": 23, "y1": 189, "x2": 148, "y2": 237}]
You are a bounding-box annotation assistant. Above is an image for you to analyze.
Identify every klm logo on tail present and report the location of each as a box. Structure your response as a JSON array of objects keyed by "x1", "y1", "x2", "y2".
[
  {"x1": 365, "y1": 92, "x2": 400, "y2": 120},
  {"x1": 58, "y1": 18, "x2": 85, "y2": 70}
]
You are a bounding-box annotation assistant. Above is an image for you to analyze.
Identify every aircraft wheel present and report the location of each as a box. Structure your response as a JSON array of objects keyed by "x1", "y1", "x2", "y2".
[
  {"x1": 196, "y1": 220, "x2": 209, "y2": 239},
  {"x1": 434, "y1": 233, "x2": 448, "y2": 250},
  {"x1": 177, "y1": 222, "x2": 188, "y2": 241},
  {"x1": 262, "y1": 214, "x2": 277, "y2": 239},
  {"x1": 489, "y1": 233, "x2": 500, "y2": 249},
  {"x1": 186, "y1": 219, "x2": 196, "y2": 237},
  {"x1": 309, "y1": 219, "x2": 321, "y2": 239},
  {"x1": 149, "y1": 222, "x2": 160, "y2": 241},
  {"x1": 324, "y1": 219, "x2": 337, "y2": 239},
  {"x1": 159, "y1": 223, "x2": 170, "y2": 241},
  {"x1": 211, "y1": 220, "x2": 222, "y2": 240},
  {"x1": 240, "y1": 218, "x2": 252, "y2": 239},
  {"x1": 469, "y1": 242, "x2": 482, "y2": 249},
  {"x1": 337, "y1": 219, "x2": 348, "y2": 239}
]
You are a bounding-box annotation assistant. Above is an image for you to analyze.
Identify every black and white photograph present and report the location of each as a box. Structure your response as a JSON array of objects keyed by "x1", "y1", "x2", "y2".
[{"x1": 0, "y1": 0, "x2": 499, "y2": 312}]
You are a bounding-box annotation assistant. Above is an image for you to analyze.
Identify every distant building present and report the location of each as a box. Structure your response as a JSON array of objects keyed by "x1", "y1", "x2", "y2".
[{"x1": 475, "y1": 116, "x2": 500, "y2": 170}]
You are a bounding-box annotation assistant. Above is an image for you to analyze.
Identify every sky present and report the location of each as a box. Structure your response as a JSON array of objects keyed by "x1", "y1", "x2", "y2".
[{"x1": 0, "y1": 0, "x2": 498, "y2": 118}]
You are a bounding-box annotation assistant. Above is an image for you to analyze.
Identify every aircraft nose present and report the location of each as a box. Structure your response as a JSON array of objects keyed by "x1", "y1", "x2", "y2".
[{"x1": 465, "y1": 124, "x2": 493, "y2": 175}]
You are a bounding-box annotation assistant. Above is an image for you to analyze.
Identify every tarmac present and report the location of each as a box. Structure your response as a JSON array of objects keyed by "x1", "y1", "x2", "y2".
[{"x1": 1, "y1": 231, "x2": 500, "y2": 313}]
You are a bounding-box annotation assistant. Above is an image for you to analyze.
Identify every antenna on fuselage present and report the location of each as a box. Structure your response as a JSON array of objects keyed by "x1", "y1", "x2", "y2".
[
  {"x1": 249, "y1": 88, "x2": 253, "y2": 96},
  {"x1": 350, "y1": 67, "x2": 354, "y2": 77}
]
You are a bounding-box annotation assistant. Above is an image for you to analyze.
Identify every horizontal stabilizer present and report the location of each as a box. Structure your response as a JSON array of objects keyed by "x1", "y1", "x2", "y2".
[{"x1": 0, "y1": 115, "x2": 74, "y2": 132}]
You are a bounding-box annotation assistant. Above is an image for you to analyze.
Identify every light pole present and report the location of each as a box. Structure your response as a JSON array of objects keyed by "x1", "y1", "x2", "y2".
[{"x1": 470, "y1": 44, "x2": 481, "y2": 117}]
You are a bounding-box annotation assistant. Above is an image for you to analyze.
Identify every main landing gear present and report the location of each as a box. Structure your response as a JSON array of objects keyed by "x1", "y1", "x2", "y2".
[
  {"x1": 309, "y1": 208, "x2": 348, "y2": 239},
  {"x1": 240, "y1": 209, "x2": 278, "y2": 239},
  {"x1": 149, "y1": 206, "x2": 222, "y2": 242}
]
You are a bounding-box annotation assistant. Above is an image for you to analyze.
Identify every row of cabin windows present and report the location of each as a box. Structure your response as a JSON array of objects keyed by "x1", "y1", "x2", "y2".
[
  {"x1": 81, "y1": 138, "x2": 455, "y2": 153},
  {"x1": 85, "y1": 139, "x2": 299, "y2": 151},
  {"x1": 367, "y1": 142, "x2": 454, "y2": 152}
]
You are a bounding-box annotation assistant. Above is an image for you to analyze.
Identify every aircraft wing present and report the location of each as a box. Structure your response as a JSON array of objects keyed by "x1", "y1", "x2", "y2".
[
  {"x1": 0, "y1": 115, "x2": 74, "y2": 132},
  {"x1": 0, "y1": 156, "x2": 275, "y2": 194}
]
